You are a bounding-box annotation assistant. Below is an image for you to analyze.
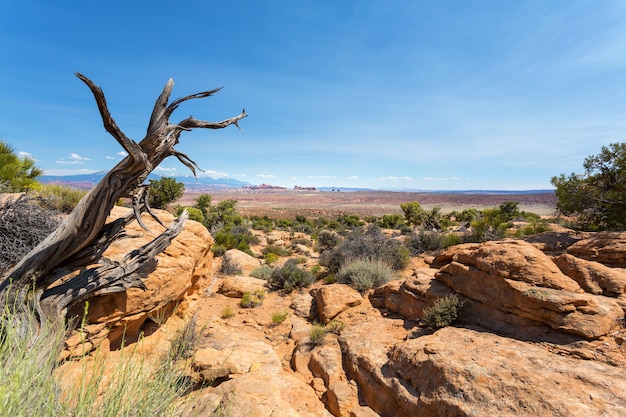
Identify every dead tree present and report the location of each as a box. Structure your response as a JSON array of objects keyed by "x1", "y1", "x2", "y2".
[{"x1": 0, "y1": 73, "x2": 246, "y2": 334}]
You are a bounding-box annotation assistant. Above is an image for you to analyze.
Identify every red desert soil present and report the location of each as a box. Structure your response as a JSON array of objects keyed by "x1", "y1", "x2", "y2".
[{"x1": 178, "y1": 189, "x2": 557, "y2": 218}]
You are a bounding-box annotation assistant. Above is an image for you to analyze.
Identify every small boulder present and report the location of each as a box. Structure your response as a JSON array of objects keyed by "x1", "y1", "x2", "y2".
[
  {"x1": 312, "y1": 284, "x2": 363, "y2": 324},
  {"x1": 218, "y1": 275, "x2": 267, "y2": 298}
]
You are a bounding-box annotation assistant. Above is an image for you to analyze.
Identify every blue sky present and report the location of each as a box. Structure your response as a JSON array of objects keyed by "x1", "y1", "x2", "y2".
[{"x1": 1, "y1": 1, "x2": 625, "y2": 190}]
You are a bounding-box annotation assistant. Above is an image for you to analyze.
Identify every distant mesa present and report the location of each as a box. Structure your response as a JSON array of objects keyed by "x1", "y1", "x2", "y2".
[{"x1": 242, "y1": 183, "x2": 288, "y2": 191}]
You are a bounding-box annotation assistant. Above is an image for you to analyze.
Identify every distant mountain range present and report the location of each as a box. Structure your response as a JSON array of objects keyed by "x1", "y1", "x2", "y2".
[
  {"x1": 38, "y1": 172, "x2": 554, "y2": 194},
  {"x1": 39, "y1": 171, "x2": 251, "y2": 190}
]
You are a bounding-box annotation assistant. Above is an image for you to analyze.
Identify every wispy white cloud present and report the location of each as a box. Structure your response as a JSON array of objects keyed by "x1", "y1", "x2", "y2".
[
  {"x1": 347, "y1": 176, "x2": 360, "y2": 180},
  {"x1": 257, "y1": 173, "x2": 275, "y2": 179},
  {"x1": 423, "y1": 177, "x2": 462, "y2": 181},
  {"x1": 105, "y1": 156, "x2": 115, "y2": 160},
  {"x1": 118, "y1": 151, "x2": 128, "y2": 157},
  {"x1": 376, "y1": 176, "x2": 413, "y2": 181},
  {"x1": 155, "y1": 166, "x2": 177, "y2": 174},
  {"x1": 56, "y1": 153, "x2": 90, "y2": 165},
  {"x1": 198, "y1": 169, "x2": 228, "y2": 178},
  {"x1": 18, "y1": 151, "x2": 32, "y2": 158},
  {"x1": 309, "y1": 175, "x2": 336, "y2": 179},
  {"x1": 43, "y1": 168, "x2": 99, "y2": 176}
]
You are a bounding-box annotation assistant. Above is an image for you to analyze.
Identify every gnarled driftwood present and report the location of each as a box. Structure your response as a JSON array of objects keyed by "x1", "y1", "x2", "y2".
[{"x1": 0, "y1": 73, "x2": 246, "y2": 331}]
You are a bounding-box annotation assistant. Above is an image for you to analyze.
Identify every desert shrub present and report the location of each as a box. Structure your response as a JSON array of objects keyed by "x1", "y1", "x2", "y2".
[
  {"x1": 240, "y1": 290, "x2": 265, "y2": 308},
  {"x1": 337, "y1": 258, "x2": 394, "y2": 292},
  {"x1": 168, "y1": 315, "x2": 199, "y2": 361},
  {"x1": 264, "y1": 252, "x2": 279, "y2": 265},
  {"x1": 378, "y1": 214, "x2": 405, "y2": 229},
  {"x1": 0, "y1": 194, "x2": 61, "y2": 276},
  {"x1": 422, "y1": 294, "x2": 464, "y2": 330},
  {"x1": 320, "y1": 225, "x2": 409, "y2": 273},
  {"x1": 148, "y1": 177, "x2": 185, "y2": 209},
  {"x1": 270, "y1": 311, "x2": 289, "y2": 325},
  {"x1": 219, "y1": 252, "x2": 242, "y2": 275},
  {"x1": 250, "y1": 215, "x2": 274, "y2": 232},
  {"x1": 250, "y1": 265, "x2": 273, "y2": 280},
  {"x1": 441, "y1": 232, "x2": 463, "y2": 248},
  {"x1": 262, "y1": 244, "x2": 292, "y2": 257},
  {"x1": 175, "y1": 206, "x2": 204, "y2": 223},
  {"x1": 309, "y1": 322, "x2": 326, "y2": 346},
  {"x1": 0, "y1": 140, "x2": 42, "y2": 191},
  {"x1": 404, "y1": 229, "x2": 444, "y2": 255},
  {"x1": 317, "y1": 230, "x2": 341, "y2": 251},
  {"x1": 268, "y1": 258, "x2": 315, "y2": 292},
  {"x1": 36, "y1": 184, "x2": 87, "y2": 213},
  {"x1": 400, "y1": 202, "x2": 443, "y2": 230},
  {"x1": 325, "y1": 319, "x2": 345, "y2": 335},
  {"x1": 220, "y1": 305, "x2": 235, "y2": 319},
  {"x1": 212, "y1": 224, "x2": 257, "y2": 256},
  {"x1": 292, "y1": 237, "x2": 313, "y2": 246},
  {"x1": 275, "y1": 218, "x2": 292, "y2": 230},
  {"x1": 337, "y1": 213, "x2": 364, "y2": 228}
]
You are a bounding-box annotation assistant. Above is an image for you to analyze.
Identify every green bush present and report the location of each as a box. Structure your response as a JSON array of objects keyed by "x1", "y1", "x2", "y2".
[
  {"x1": 176, "y1": 206, "x2": 205, "y2": 223},
  {"x1": 250, "y1": 265, "x2": 273, "y2": 280},
  {"x1": 36, "y1": 184, "x2": 87, "y2": 213},
  {"x1": 148, "y1": 177, "x2": 185, "y2": 209},
  {"x1": 264, "y1": 252, "x2": 279, "y2": 265},
  {"x1": 422, "y1": 294, "x2": 464, "y2": 330},
  {"x1": 270, "y1": 311, "x2": 289, "y2": 325},
  {"x1": 262, "y1": 244, "x2": 292, "y2": 257},
  {"x1": 378, "y1": 214, "x2": 405, "y2": 229},
  {"x1": 0, "y1": 140, "x2": 42, "y2": 191},
  {"x1": 337, "y1": 258, "x2": 394, "y2": 292},
  {"x1": 212, "y1": 225, "x2": 258, "y2": 256},
  {"x1": 317, "y1": 230, "x2": 341, "y2": 251},
  {"x1": 325, "y1": 319, "x2": 345, "y2": 335},
  {"x1": 320, "y1": 225, "x2": 409, "y2": 273},
  {"x1": 220, "y1": 305, "x2": 235, "y2": 319},
  {"x1": 309, "y1": 323, "x2": 327, "y2": 346},
  {"x1": 268, "y1": 258, "x2": 315, "y2": 292},
  {"x1": 240, "y1": 290, "x2": 265, "y2": 308}
]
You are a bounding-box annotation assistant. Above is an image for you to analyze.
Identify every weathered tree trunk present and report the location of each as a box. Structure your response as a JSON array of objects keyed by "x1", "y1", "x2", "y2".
[{"x1": 0, "y1": 73, "x2": 246, "y2": 331}]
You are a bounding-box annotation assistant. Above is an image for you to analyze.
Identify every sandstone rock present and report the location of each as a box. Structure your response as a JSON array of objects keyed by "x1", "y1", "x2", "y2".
[
  {"x1": 69, "y1": 206, "x2": 213, "y2": 350},
  {"x1": 223, "y1": 248, "x2": 261, "y2": 273},
  {"x1": 554, "y1": 253, "x2": 626, "y2": 297},
  {"x1": 437, "y1": 260, "x2": 623, "y2": 339},
  {"x1": 192, "y1": 340, "x2": 282, "y2": 383},
  {"x1": 433, "y1": 240, "x2": 583, "y2": 292},
  {"x1": 309, "y1": 340, "x2": 359, "y2": 416},
  {"x1": 218, "y1": 275, "x2": 267, "y2": 298},
  {"x1": 290, "y1": 290, "x2": 316, "y2": 319},
  {"x1": 566, "y1": 232, "x2": 626, "y2": 267},
  {"x1": 370, "y1": 269, "x2": 450, "y2": 321},
  {"x1": 387, "y1": 327, "x2": 626, "y2": 417},
  {"x1": 312, "y1": 284, "x2": 363, "y2": 324}
]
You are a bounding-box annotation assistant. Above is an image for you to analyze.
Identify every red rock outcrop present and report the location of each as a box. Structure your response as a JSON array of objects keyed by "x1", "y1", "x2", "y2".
[
  {"x1": 566, "y1": 232, "x2": 626, "y2": 267},
  {"x1": 63, "y1": 206, "x2": 213, "y2": 355}
]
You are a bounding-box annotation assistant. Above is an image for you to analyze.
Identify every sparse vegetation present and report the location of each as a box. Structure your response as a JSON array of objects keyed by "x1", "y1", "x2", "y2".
[
  {"x1": 309, "y1": 322, "x2": 327, "y2": 346},
  {"x1": 319, "y1": 224, "x2": 409, "y2": 273},
  {"x1": 219, "y1": 252, "x2": 242, "y2": 275},
  {"x1": 240, "y1": 290, "x2": 265, "y2": 308},
  {"x1": 220, "y1": 305, "x2": 235, "y2": 319},
  {"x1": 271, "y1": 311, "x2": 289, "y2": 325},
  {"x1": 268, "y1": 258, "x2": 315, "y2": 292},
  {"x1": 422, "y1": 294, "x2": 464, "y2": 331},
  {"x1": 337, "y1": 258, "x2": 394, "y2": 292},
  {"x1": 325, "y1": 319, "x2": 345, "y2": 335}
]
